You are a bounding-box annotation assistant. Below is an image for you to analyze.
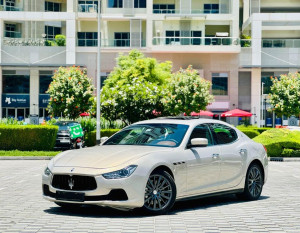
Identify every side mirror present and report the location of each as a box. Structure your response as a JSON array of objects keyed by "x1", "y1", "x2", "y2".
[
  {"x1": 190, "y1": 138, "x2": 208, "y2": 147},
  {"x1": 100, "y1": 136, "x2": 109, "y2": 144}
]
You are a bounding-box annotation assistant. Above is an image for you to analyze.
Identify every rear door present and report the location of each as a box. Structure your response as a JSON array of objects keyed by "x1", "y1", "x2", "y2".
[{"x1": 209, "y1": 123, "x2": 245, "y2": 190}]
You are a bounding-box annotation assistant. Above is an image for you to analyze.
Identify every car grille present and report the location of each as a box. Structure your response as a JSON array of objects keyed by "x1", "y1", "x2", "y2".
[{"x1": 52, "y1": 175, "x2": 97, "y2": 191}]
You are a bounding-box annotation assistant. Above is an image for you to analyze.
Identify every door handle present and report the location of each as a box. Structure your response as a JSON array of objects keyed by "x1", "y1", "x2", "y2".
[
  {"x1": 239, "y1": 149, "x2": 247, "y2": 155},
  {"x1": 212, "y1": 154, "x2": 219, "y2": 159}
]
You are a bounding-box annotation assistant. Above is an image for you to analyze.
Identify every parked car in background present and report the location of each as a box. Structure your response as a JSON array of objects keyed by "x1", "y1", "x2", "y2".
[
  {"x1": 43, "y1": 117, "x2": 268, "y2": 215},
  {"x1": 54, "y1": 121, "x2": 84, "y2": 149}
]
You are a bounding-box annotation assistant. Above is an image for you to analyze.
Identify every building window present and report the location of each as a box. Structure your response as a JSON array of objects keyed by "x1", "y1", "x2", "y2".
[
  {"x1": 212, "y1": 73, "x2": 228, "y2": 95},
  {"x1": 77, "y1": 32, "x2": 98, "y2": 46},
  {"x1": 39, "y1": 71, "x2": 53, "y2": 94},
  {"x1": 108, "y1": 0, "x2": 123, "y2": 8},
  {"x1": 5, "y1": 0, "x2": 16, "y2": 11},
  {"x1": 5, "y1": 23, "x2": 20, "y2": 38},
  {"x1": 165, "y1": 30, "x2": 180, "y2": 45},
  {"x1": 2, "y1": 74, "x2": 30, "y2": 94},
  {"x1": 191, "y1": 31, "x2": 202, "y2": 45},
  {"x1": 114, "y1": 32, "x2": 130, "y2": 47},
  {"x1": 0, "y1": 0, "x2": 3, "y2": 6},
  {"x1": 204, "y1": 4, "x2": 219, "y2": 14},
  {"x1": 45, "y1": 26, "x2": 61, "y2": 40},
  {"x1": 45, "y1": 1, "x2": 61, "y2": 12},
  {"x1": 153, "y1": 4, "x2": 175, "y2": 14},
  {"x1": 78, "y1": 0, "x2": 98, "y2": 12},
  {"x1": 134, "y1": 0, "x2": 146, "y2": 8}
]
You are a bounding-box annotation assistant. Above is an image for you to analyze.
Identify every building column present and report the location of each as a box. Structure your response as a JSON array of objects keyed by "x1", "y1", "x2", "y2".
[
  {"x1": 66, "y1": 19, "x2": 76, "y2": 65},
  {"x1": 67, "y1": 0, "x2": 75, "y2": 12},
  {"x1": 30, "y1": 69, "x2": 39, "y2": 115},
  {"x1": 0, "y1": 19, "x2": 3, "y2": 64},
  {"x1": 251, "y1": 68, "x2": 261, "y2": 127},
  {"x1": 146, "y1": 0, "x2": 153, "y2": 48},
  {"x1": 231, "y1": 0, "x2": 240, "y2": 38},
  {"x1": 251, "y1": 19, "x2": 262, "y2": 66},
  {"x1": 243, "y1": 0, "x2": 250, "y2": 23}
]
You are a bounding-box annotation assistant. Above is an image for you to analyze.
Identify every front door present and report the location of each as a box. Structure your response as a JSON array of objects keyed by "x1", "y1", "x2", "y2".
[{"x1": 185, "y1": 124, "x2": 221, "y2": 195}]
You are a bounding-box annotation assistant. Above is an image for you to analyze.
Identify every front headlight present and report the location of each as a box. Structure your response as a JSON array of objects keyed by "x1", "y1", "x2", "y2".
[
  {"x1": 102, "y1": 165, "x2": 137, "y2": 179},
  {"x1": 44, "y1": 167, "x2": 52, "y2": 176}
]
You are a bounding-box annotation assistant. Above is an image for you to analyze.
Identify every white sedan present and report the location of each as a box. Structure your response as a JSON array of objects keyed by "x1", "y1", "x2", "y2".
[{"x1": 43, "y1": 118, "x2": 268, "y2": 214}]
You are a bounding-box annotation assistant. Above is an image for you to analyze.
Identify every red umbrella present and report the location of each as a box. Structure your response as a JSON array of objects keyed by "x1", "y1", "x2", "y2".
[
  {"x1": 221, "y1": 109, "x2": 252, "y2": 117},
  {"x1": 79, "y1": 112, "x2": 90, "y2": 117},
  {"x1": 191, "y1": 110, "x2": 214, "y2": 117}
]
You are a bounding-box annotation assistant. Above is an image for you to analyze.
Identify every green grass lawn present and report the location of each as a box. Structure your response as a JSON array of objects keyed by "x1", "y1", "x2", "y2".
[{"x1": 0, "y1": 150, "x2": 61, "y2": 156}]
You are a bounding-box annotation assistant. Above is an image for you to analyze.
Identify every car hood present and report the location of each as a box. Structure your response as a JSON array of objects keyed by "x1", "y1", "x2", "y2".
[{"x1": 53, "y1": 145, "x2": 174, "y2": 169}]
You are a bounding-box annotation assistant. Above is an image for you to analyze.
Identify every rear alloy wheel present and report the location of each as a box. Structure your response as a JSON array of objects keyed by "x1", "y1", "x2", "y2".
[
  {"x1": 143, "y1": 170, "x2": 176, "y2": 215},
  {"x1": 237, "y1": 164, "x2": 263, "y2": 201}
]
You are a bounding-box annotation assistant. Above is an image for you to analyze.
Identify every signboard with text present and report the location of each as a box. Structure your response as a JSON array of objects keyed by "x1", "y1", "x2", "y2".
[
  {"x1": 2, "y1": 94, "x2": 30, "y2": 107},
  {"x1": 39, "y1": 94, "x2": 50, "y2": 108}
]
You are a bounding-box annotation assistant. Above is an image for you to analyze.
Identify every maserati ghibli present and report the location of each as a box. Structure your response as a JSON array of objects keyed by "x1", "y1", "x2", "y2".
[{"x1": 43, "y1": 118, "x2": 268, "y2": 214}]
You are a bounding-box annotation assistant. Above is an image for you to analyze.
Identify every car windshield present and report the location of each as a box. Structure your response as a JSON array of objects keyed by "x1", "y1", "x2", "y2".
[
  {"x1": 103, "y1": 123, "x2": 189, "y2": 147},
  {"x1": 55, "y1": 122, "x2": 79, "y2": 131}
]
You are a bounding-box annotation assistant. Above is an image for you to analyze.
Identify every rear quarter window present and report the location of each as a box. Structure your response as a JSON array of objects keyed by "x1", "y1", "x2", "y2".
[{"x1": 209, "y1": 123, "x2": 238, "y2": 144}]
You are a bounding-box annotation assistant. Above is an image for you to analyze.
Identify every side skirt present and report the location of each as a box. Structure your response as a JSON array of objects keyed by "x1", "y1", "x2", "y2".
[{"x1": 176, "y1": 189, "x2": 244, "y2": 202}]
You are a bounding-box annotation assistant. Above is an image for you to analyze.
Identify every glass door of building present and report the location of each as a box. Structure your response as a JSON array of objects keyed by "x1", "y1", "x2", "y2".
[{"x1": 2, "y1": 108, "x2": 29, "y2": 120}]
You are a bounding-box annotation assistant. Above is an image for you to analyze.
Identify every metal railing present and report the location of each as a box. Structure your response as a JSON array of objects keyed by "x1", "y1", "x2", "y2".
[
  {"x1": 241, "y1": 39, "x2": 300, "y2": 48},
  {"x1": 77, "y1": 39, "x2": 146, "y2": 47},
  {"x1": 153, "y1": 9, "x2": 230, "y2": 14},
  {"x1": 152, "y1": 37, "x2": 239, "y2": 46},
  {"x1": 77, "y1": 4, "x2": 98, "y2": 13},
  {"x1": 3, "y1": 38, "x2": 57, "y2": 46},
  {"x1": 4, "y1": 31, "x2": 22, "y2": 38},
  {"x1": 0, "y1": 5, "x2": 22, "y2": 11}
]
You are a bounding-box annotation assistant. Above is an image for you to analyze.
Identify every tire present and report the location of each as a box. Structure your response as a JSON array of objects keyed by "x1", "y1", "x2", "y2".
[
  {"x1": 142, "y1": 170, "x2": 176, "y2": 215},
  {"x1": 55, "y1": 202, "x2": 80, "y2": 209},
  {"x1": 237, "y1": 163, "x2": 264, "y2": 201}
]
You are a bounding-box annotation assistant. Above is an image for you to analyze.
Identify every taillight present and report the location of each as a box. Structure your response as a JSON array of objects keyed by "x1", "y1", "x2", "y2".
[
  {"x1": 262, "y1": 145, "x2": 267, "y2": 153},
  {"x1": 76, "y1": 138, "x2": 82, "y2": 143}
]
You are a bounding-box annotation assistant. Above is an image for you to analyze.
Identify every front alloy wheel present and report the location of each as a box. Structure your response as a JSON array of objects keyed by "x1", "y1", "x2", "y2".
[
  {"x1": 143, "y1": 170, "x2": 176, "y2": 215},
  {"x1": 237, "y1": 164, "x2": 263, "y2": 201}
]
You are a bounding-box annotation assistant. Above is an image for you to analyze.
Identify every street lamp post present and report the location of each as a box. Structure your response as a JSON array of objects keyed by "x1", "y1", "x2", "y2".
[{"x1": 96, "y1": 1, "x2": 101, "y2": 145}]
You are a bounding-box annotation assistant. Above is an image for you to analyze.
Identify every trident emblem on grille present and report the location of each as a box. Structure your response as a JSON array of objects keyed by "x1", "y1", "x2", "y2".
[{"x1": 68, "y1": 177, "x2": 74, "y2": 190}]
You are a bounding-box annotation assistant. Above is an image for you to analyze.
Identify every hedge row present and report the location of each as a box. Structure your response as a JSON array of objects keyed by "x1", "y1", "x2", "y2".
[
  {"x1": 0, "y1": 125, "x2": 58, "y2": 151},
  {"x1": 85, "y1": 129, "x2": 120, "y2": 147},
  {"x1": 240, "y1": 129, "x2": 260, "y2": 139},
  {"x1": 253, "y1": 129, "x2": 300, "y2": 157}
]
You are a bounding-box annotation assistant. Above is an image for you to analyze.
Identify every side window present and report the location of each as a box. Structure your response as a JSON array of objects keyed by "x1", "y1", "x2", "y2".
[
  {"x1": 210, "y1": 123, "x2": 238, "y2": 145},
  {"x1": 189, "y1": 124, "x2": 213, "y2": 146}
]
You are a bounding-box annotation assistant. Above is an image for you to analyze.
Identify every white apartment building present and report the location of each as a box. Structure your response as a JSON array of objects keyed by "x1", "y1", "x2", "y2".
[{"x1": 0, "y1": 0, "x2": 299, "y2": 126}]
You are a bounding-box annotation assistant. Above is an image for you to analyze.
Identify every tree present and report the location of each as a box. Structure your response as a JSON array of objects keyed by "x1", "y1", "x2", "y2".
[
  {"x1": 269, "y1": 72, "x2": 300, "y2": 117},
  {"x1": 47, "y1": 66, "x2": 94, "y2": 119},
  {"x1": 101, "y1": 50, "x2": 172, "y2": 125},
  {"x1": 162, "y1": 66, "x2": 214, "y2": 116}
]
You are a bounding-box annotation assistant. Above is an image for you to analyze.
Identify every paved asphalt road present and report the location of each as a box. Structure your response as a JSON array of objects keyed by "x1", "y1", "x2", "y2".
[{"x1": 0, "y1": 160, "x2": 299, "y2": 233}]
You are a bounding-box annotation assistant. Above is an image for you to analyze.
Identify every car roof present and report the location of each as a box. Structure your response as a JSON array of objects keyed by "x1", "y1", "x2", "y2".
[
  {"x1": 134, "y1": 117, "x2": 234, "y2": 128},
  {"x1": 55, "y1": 121, "x2": 79, "y2": 125}
]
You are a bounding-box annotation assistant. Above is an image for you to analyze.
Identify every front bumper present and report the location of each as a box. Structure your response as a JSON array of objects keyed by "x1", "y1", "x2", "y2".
[{"x1": 42, "y1": 171, "x2": 146, "y2": 209}]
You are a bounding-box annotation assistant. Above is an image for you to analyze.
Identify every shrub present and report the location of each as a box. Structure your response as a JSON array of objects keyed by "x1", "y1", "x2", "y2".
[
  {"x1": 253, "y1": 129, "x2": 300, "y2": 157},
  {"x1": 240, "y1": 129, "x2": 260, "y2": 139},
  {"x1": 237, "y1": 125, "x2": 270, "y2": 135},
  {"x1": 0, "y1": 125, "x2": 58, "y2": 151},
  {"x1": 55, "y1": 34, "x2": 66, "y2": 46},
  {"x1": 85, "y1": 129, "x2": 120, "y2": 147}
]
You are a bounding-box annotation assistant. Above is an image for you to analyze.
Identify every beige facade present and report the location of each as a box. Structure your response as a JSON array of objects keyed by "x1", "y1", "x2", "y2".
[{"x1": 0, "y1": 0, "x2": 300, "y2": 125}]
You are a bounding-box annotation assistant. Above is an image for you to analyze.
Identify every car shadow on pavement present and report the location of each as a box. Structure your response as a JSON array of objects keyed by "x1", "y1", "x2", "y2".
[{"x1": 44, "y1": 195, "x2": 269, "y2": 218}]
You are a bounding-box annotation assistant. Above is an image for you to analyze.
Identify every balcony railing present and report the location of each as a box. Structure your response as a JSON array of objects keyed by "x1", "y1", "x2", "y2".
[
  {"x1": 77, "y1": 4, "x2": 98, "y2": 13},
  {"x1": 241, "y1": 39, "x2": 300, "y2": 48},
  {"x1": 4, "y1": 31, "x2": 22, "y2": 38},
  {"x1": 77, "y1": 39, "x2": 146, "y2": 47},
  {"x1": 3, "y1": 38, "x2": 57, "y2": 46},
  {"x1": 152, "y1": 37, "x2": 239, "y2": 46},
  {"x1": 153, "y1": 9, "x2": 224, "y2": 14},
  {"x1": 0, "y1": 5, "x2": 22, "y2": 11}
]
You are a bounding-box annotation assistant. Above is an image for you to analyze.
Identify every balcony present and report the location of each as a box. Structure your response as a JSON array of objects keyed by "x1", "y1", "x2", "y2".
[
  {"x1": 152, "y1": 36, "x2": 240, "y2": 53},
  {"x1": 76, "y1": 39, "x2": 146, "y2": 47},
  {"x1": 77, "y1": 3, "x2": 98, "y2": 13},
  {"x1": 2, "y1": 38, "x2": 56, "y2": 46},
  {"x1": 240, "y1": 39, "x2": 300, "y2": 48},
  {"x1": 0, "y1": 5, "x2": 22, "y2": 11}
]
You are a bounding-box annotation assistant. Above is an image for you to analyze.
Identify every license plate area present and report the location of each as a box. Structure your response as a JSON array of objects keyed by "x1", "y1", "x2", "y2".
[{"x1": 56, "y1": 191, "x2": 85, "y2": 202}]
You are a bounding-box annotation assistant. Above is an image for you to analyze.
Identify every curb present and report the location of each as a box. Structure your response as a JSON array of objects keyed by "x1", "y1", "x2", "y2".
[
  {"x1": 269, "y1": 157, "x2": 300, "y2": 162},
  {"x1": 0, "y1": 156, "x2": 54, "y2": 160}
]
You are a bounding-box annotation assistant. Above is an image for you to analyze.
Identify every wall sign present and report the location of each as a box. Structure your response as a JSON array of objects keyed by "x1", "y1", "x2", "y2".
[
  {"x1": 39, "y1": 94, "x2": 50, "y2": 108},
  {"x1": 2, "y1": 94, "x2": 30, "y2": 107}
]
